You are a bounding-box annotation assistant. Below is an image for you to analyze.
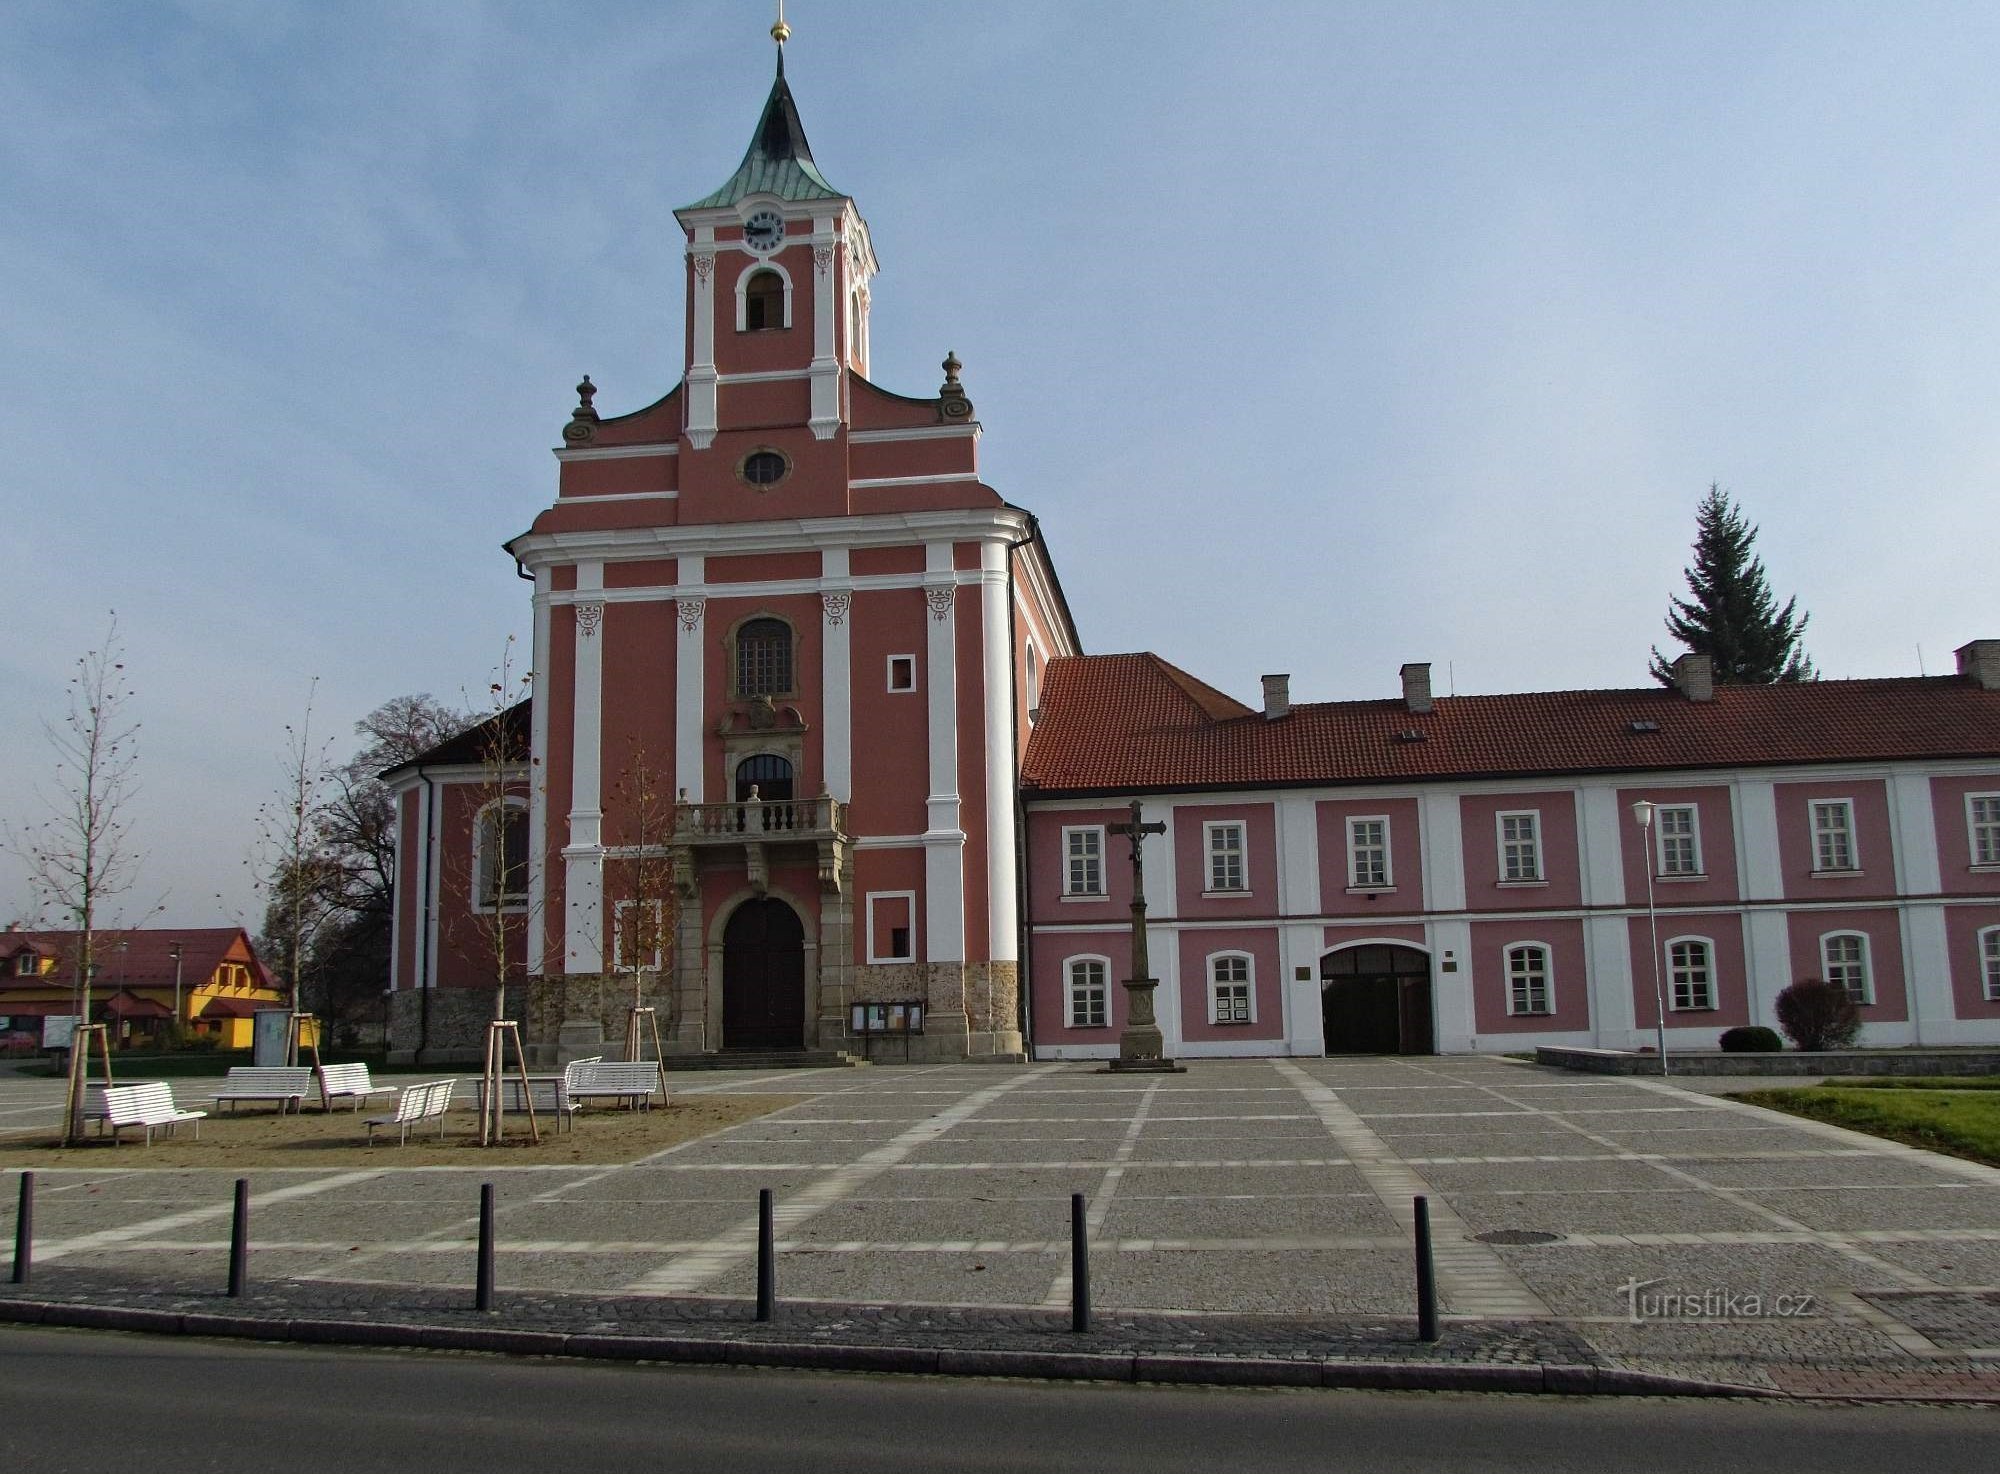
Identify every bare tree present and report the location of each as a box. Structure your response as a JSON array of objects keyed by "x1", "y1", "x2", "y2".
[
  {"x1": 252, "y1": 679, "x2": 337, "y2": 1065},
  {"x1": 604, "y1": 738, "x2": 682, "y2": 1065},
  {"x1": 10, "y1": 617, "x2": 145, "y2": 1144}
]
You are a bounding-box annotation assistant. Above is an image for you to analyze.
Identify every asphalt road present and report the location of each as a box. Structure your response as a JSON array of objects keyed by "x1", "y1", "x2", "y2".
[{"x1": 0, "y1": 1327, "x2": 1992, "y2": 1474}]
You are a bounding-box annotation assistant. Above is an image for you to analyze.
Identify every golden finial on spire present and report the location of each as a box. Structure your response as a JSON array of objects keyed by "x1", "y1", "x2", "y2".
[{"x1": 771, "y1": 0, "x2": 791, "y2": 47}]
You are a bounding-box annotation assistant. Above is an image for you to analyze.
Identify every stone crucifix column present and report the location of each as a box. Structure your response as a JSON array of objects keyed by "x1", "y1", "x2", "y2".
[{"x1": 1107, "y1": 799, "x2": 1185, "y2": 1074}]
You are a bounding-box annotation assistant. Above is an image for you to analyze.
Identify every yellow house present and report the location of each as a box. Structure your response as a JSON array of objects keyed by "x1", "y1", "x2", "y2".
[{"x1": 0, "y1": 925, "x2": 307, "y2": 1050}]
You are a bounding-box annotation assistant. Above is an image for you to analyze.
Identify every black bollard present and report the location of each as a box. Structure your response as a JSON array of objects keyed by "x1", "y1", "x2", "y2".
[
  {"x1": 476, "y1": 1182, "x2": 496, "y2": 1312},
  {"x1": 1414, "y1": 1194, "x2": 1438, "y2": 1342},
  {"x1": 756, "y1": 1187, "x2": 775, "y2": 1322},
  {"x1": 11, "y1": 1172, "x2": 32, "y2": 1286},
  {"x1": 1070, "y1": 1192, "x2": 1090, "y2": 1333},
  {"x1": 228, "y1": 1178, "x2": 250, "y2": 1298}
]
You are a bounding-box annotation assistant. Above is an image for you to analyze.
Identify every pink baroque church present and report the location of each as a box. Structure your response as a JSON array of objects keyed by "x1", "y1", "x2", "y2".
[
  {"x1": 386, "y1": 46, "x2": 1076, "y2": 1064},
  {"x1": 388, "y1": 43, "x2": 2000, "y2": 1065}
]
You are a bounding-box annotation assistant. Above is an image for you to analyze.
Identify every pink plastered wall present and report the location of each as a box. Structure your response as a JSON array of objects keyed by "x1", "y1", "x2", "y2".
[
  {"x1": 1930, "y1": 773, "x2": 2000, "y2": 896},
  {"x1": 1626, "y1": 912, "x2": 1750, "y2": 1030},
  {"x1": 1459, "y1": 791, "x2": 1582, "y2": 909},
  {"x1": 1316, "y1": 797, "x2": 1423, "y2": 913},
  {"x1": 1943, "y1": 904, "x2": 2000, "y2": 1018},
  {"x1": 1772, "y1": 778, "x2": 1894, "y2": 900},
  {"x1": 1026, "y1": 807, "x2": 1135, "y2": 929},
  {"x1": 1469, "y1": 918, "x2": 1590, "y2": 1034},
  {"x1": 1173, "y1": 802, "x2": 1277, "y2": 918},
  {"x1": 1031, "y1": 927, "x2": 1131, "y2": 1045},
  {"x1": 1785, "y1": 908, "x2": 1908, "y2": 1021},
  {"x1": 1617, "y1": 784, "x2": 1739, "y2": 907},
  {"x1": 1177, "y1": 926, "x2": 1284, "y2": 1042}
]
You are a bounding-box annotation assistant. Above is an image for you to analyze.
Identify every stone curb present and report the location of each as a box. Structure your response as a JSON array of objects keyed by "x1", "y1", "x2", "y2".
[{"x1": 0, "y1": 1295, "x2": 1777, "y2": 1398}]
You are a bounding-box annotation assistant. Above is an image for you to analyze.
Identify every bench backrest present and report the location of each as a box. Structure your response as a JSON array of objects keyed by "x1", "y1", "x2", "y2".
[
  {"x1": 105, "y1": 1082, "x2": 180, "y2": 1125},
  {"x1": 568, "y1": 1061, "x2": 662, "y2": 1092},
  {"x1": 395, "y1": 1079, "x2": 455, "y2": 1122},
  {"x1": 221, "y1": 1066, "x2": 313, "y2": 1094},
  {"x1": 318, "y1": 1063, "x2": 374, "y2": 1093}
]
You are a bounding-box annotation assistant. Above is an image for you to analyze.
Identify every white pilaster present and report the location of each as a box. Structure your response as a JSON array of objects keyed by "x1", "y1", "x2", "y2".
[
  {"x1": 1418, "y1": 791, "x2": 1466, "y2": 912},
  {"x1": 1143, "y1": 798, "x2": 1178, "y2": 1050},
  {"x1": 1734, "y1": 777, "x2": 1783, "y2": 901},
  {"x1": 687, "y1": 235, "x2": 718, "y2": 449},
  {"x1": 1584, "y1": 914, "x2": 1635, "y2": 1046},
  {"x1": 526, "y1": 566, "x2": 552, "y2": 975},
  {"x1": 808, "y1": 218, "x2": 841, "y2": 439},
  {"x1": 1428, "y1": 917, "x2": 1475, "y2": 1052},
  {"x1": 1576, "y1": 784, "x2": 1627, "y2": 908},
  {"x1": 1889, "y1": 769, "x2": 1951, "y2": 1039},
  {"x1": 675, "y1": 555, "x2": 706, "y2": 805},
  {"x1": 422, "y1": 776, "x2": 441, "y2": 991},
  {"x1": 563, "y1": 561, "x2": 605, "y2": 974},
  {"x1": 1277, "y1": 792, "x2": 1321, "y2": 1055},
  {"x1": 980, "y1": 543, "x2": 1017, "y2": 963},
  {"x1": 1744, "y1": 909, "x2": 1791, "y2": 1032},
  {"x1": 821, "y1": 549, "x2": 852, "y2": 803},
  {"x1": 923, "y1": 542, "x2": 965, "y2": 963}
]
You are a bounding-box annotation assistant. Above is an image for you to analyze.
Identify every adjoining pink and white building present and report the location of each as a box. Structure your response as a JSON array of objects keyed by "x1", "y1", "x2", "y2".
[
  {"x1": 385, "y1": 49, "x2": 2000, "y2": 1063},
  {"x1": 1019, "y1": 649, "x2": 2000, "y2": 1060}
]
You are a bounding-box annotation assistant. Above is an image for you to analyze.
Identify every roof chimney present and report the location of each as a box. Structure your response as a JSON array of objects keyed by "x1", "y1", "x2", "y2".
[
  {"x1": 1400, "y1": 662, "x2": 1434, "y2": 715},
  {"x1": 1956, "y1": 640, "x2": 2000, "y2": 691},
  {"x1": 1261, "y1": 673, "x2": 1290, "y2": 721},
  {"x1": 1671, "y1": 651, "x2": 1714, "y2": 703}
]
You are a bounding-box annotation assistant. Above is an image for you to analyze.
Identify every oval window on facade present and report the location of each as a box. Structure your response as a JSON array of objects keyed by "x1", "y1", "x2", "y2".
[{"x1": 741, "y1": 449, "x2": 788, "y2": 486}]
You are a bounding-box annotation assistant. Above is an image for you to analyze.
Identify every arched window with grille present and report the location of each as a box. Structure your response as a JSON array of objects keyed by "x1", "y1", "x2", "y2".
[
  {"x1": 474, "y1": 797, "x2": 528, "y2": 911},
  {"x1": 735, "y1": 617, "x2": 794, "y2": 697},
  {"x1": 735, "y1": 753, "x2": 794, "y2": 802},
  {"x1": 1504, "y1": 943, "x2": 1552, "y2": 1016}
]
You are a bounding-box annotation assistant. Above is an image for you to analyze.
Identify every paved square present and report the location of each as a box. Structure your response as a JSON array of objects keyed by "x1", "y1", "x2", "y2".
[{"x1": 6, "y1": 1054, "x2": 2000, "y2": 1387}]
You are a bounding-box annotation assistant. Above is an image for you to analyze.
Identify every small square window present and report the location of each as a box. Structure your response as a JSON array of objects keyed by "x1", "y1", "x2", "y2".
[
  {"x1": 1063, "y1": 828, "x2": 1105, "y2": 897},
  {"x1": 1655, "y1": 805, "x2": 1701, "y2": 876},
  {"x1": 1206, "y1": 822, "x2": 1247, "y2": 893},
  {"x1": 887, "y1": 655, "x2": 916, "y2": 693},
  {"x1": 1969, "y1": 795, "x2": 2000, "y2": 867},
  {"x1": 1498, "y1": 811, "x2": 1542, "y2": 883},
  {"x1": 889, "y1": 925, "x2": 910, "y2": 960},
  {"x1": 1810, "y1": 800, "x2": 1856, "y2": 872},
  {"x1": 1348, "y1": 817, "x2": 1390, "y2": 888}
]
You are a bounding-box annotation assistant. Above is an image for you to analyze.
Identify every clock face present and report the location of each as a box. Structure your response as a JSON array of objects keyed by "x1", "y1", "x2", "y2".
[{"x1": 743, "y1": 210, "x2": 785, "y2": 255}]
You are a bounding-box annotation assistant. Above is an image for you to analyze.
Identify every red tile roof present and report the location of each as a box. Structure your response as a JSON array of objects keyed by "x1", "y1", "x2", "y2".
[
  {"x1": 0, "y1": 927, "x2": 257, "y2": 989},
  {"x1": 1020, "y1": 653, "x2": 2000, "y2": 795}
]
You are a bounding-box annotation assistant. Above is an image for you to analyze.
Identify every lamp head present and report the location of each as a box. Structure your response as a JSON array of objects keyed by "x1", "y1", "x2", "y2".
[{"x1": 1631, "y1": 798, "x2": 1656, "y2": 830}]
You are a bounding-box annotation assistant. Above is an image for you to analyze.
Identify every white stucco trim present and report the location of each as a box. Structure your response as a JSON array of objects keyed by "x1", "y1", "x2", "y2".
[
  {"x1": 563, "y1": 561, "x2": 605, "y2": 973},
  {"x1": 981, "y1": 546, "x2": 1017, "y2": 963},
  {"x1": 822, "y1": 548, "x2": 852, "y2": 803},
  {"x1": 553, "y1": 442, "x2": 679, "y2": 462},
  {"x1": 923, "y1": 541, "x2": 965, "y2": 964},
  {"x1": 675, "y1": 554, "x2": 706, "y2": 805},
  {"x1": 526, "y1": 565, "x2": 552, "y2": 975}
]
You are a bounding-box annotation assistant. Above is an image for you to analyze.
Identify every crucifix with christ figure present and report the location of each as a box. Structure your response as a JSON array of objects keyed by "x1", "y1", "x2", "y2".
[{"x1": 1105, "y1": 799, "x2": 1183, "y2": 1072}]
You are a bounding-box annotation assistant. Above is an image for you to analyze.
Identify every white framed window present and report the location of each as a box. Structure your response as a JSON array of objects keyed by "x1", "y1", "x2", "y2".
[
  {"x1": 1062, "y1": 826, "x2": 1106, "y2": 897},
  {"x1": 611, "y1": 899, "x2": 666, "y2": 971},
  {"x1": 734, "y1": 260, "x2": 794, "y2": 331},
  {"x1": 1820, "y1": 932, "x2": 1872, "y2": 1004},
  {"x1": 1497, "y1": 810, "x2": 1543, "y2": 883},
  {"x1": 473, "y1": 796, "x2": 529, "y2": 911},
  {"x1": 1667, "y1": 937, "x2": 1716, "y2": 1011},
  {"x1": 866, "y1": 891, "x2": 917, "y2": 964},
  {"x1": 1654, "y1": 804, "x2": 1702, "y2": 877},
  {"x1": 1810, "y1": 799, "x2": 1857, "y2": 872},
  {"x1": 1347, "y1": 816, "x2": 1391, "y2": 889},
  {"x1": 1066, "y1": 956, "x2": 1109, "y2": 1029},
  {"x1": 1205, "y1": 821, "x2": 1247, "y2": 893},
  {"x1": 1981, "y1": 927, "x2": 2000, "y2": 1002},
  {"x1": 1504, "y1": 943, "x2": 1552, "y2": 1016},
  {"x1": 13, "y1": 953, "x2": 36, "y2": 977},
  {"x1": 1969, "y1": 794, "x2": 2000, "y2": 867},
  {"x1": 1209, "y1": 952, "x2": 1254, "y2": 1024},
  {"x1": 1025, "y1": 639, "x2": 1042, "y2": 716},
  {"x1": 886, "y1": 654, "x2": 916, "y2": 693}
]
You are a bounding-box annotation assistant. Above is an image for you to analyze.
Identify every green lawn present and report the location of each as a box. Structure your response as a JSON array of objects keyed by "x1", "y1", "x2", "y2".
[
  {"x1": 1737, "y1": 1085, "x2": 2000, "y2": 1168},
  {"x1": 1813, "y1": 1075, "x2": 2000, "y2": 1091}
]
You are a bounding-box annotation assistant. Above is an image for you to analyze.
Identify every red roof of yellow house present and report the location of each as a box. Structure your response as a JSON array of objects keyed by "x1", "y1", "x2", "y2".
[{"x1": 0, "y1": 926, "x2": 264, "y2": 987}]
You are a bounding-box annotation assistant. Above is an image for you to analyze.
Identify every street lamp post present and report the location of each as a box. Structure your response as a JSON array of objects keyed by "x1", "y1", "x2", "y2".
[
  {"x1": 168, "y1": 942, "x2": 185, "y2": 1044},
  {"x1": 1630, "y1": 800, "x2": 1670, "y2": 1076}
]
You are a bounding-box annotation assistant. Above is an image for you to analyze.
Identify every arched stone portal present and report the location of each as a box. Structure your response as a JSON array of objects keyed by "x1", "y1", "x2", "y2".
[
  {"x1": 1321, "y1": 944, "x2": 1435, "y2": 1055},
  {"x1": 722, "y1": 896, "x2": 806, "y2": 1049}
]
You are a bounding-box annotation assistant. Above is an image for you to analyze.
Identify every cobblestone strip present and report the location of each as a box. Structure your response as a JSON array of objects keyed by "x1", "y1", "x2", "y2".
[
  {"x1": 625, "y1": 1065, "x2": 1063, "y2": 1294},
  {"x1": 1042, "y1": 1079, "x2": 1164, "y2": 1308},
  {"x1": 35, "y1": 1170, "x2": 385, "y2": 1262},
  {"x1": 1272, "y1": 1061, "x2": 1551, "y2": 1318}
]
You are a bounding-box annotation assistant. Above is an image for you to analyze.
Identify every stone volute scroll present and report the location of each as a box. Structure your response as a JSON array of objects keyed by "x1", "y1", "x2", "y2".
[
  {"x1": 563, "y1": 375, "x2": 601, "y2": 444},
  {"x1": 937, "y1": 350, "x2": 972, "y2": 421}
]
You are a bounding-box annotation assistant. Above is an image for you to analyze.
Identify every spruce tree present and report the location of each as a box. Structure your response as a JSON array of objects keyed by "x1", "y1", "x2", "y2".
[{"x1": 1650, "y1": 485, "x2": 1815, "y2": 685}]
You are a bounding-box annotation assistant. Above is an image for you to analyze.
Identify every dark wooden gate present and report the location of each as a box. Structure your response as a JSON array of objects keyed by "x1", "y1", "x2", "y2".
[
  {"x1": 722, "y1": 897, "x2": 806, "y2": 1050},
  {"x1": 1321, "y1": 944, "x2": 1434, "y2": 1055}
]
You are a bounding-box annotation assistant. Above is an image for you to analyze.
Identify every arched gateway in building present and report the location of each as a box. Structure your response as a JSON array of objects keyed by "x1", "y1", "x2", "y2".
[
  {"x1": 1321, "y1": 944, "x2": 1434, "y2": 1055},
  {"x1": 722, "y1": 898, "x2": 806, "y2": 1050}
]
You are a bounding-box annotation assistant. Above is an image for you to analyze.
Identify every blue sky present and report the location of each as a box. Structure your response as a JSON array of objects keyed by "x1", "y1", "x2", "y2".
[{"x1": 4, "y1": 1, "x2": 1997, "y2": 928}]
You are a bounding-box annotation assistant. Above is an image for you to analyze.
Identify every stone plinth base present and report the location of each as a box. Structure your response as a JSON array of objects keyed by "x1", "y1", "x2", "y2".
[{"x1": 1102, "y1": 1058, "x2": 1187, "y2": 1074}]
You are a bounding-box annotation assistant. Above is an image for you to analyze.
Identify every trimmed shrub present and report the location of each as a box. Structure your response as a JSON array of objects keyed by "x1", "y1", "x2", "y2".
[
  {"x1": 1719, "y1": 1025, "x2": 1783, "y2": 1053},
  {"x1": 1775, "y1": 977, "x2": 1862, "y2": 1052}
]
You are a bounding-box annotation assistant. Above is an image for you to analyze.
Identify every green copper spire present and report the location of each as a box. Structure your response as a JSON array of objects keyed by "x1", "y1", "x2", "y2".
[{"x1": 680, "y1": 33, "x2": 844, "y2": 211}]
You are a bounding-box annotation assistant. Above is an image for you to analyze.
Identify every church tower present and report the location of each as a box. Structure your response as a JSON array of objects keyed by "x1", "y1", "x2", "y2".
[{"x1": 388, "y1": 23, "x2": 1080, "y2": 1063}]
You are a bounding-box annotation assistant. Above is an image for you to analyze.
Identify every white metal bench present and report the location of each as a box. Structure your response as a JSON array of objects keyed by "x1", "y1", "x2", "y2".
[
  {"x1": 211, "y1": 1066, "x2": 313, "y2": 1114},
  {"x1": 565, "y1": 1058, "x2": 664, "y2": 1110},
  {"x1": 365, "y1": 1078, "x2": 456, "y2": 1145},
  {"x1": 104, "y1": 1082, "x2": 207, "y2": 1146},
  {"x1": 316, "y1": 1062, "x2": 397, "y2": 1113}
]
